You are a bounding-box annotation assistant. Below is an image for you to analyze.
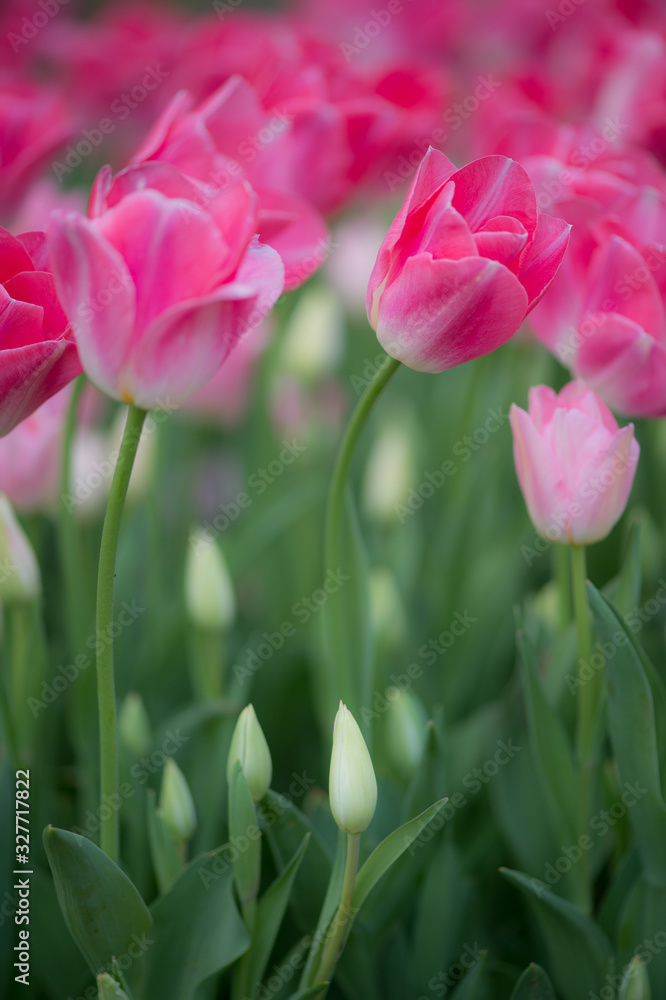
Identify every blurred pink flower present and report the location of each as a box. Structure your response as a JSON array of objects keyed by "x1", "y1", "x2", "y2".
[
  {"x1": 47, "y1": 162, "x2": 284, "y2": 410},
  {"x1": 367, "y1": 147, "x2": 570, "y2": 372},
  {"x1": 0, "y1": 387, "x2": 69, "y2": 512},
  {"x1": 0, "y1": 227, "x2": 81, "y2": 438},
  {"x1": 510, "y1": 381, "x2": 639, "y2": 545}
]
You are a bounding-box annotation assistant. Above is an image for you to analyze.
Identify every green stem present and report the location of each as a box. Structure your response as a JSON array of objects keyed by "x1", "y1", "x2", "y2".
[
  {"x1": 189, "y1": 628, "x2": 225, "y2": 701},
  {"x1": 58, "y1": 375, "x2": 88, "y2": 650},
  {"x1": 96, "y1": 404, "x2": 147, "y2": 862},
  {"x1": 314, "y1": 833, "x2": 360, "y2": 988},
  {"x1": 573, "y1": 545, "x2": 593, "y2": 763},
  {"x1": 0, "y1": 654, "x2": 21, "y2": 769},
  {"x1": 324, "y1": 355, "x2": 400, "y2": 707},
  {"x1": 553, "y1": 543, "x2": 572, "y2": 633}
]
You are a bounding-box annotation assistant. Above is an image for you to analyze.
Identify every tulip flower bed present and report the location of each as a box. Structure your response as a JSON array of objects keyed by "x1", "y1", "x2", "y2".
[{"x1": 2, "y1": 0, "x2": 666, "y2": 998}]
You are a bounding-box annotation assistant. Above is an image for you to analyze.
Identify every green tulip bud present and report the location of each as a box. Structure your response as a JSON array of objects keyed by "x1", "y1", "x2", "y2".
[
  {"x1": 385, "y1": 689, "x2": 427, "y2": 779},
  {"x1": 329, "y1": 702, "x2": 377, "y2": 834},
  {"x1": 97, "y1": 974, "x2": 129, "y2": 1000},
  {"x1": 227, "y1": 704, "x2": 272, "y2": 801},
  {"x1": 0, "y1": 494, "x2": 40, "y2": 603},
  {"x1": 185, "y1": 528, "x2": 235, "y2": 631},
  {"x1": 160, "y1": 757, "x2": 196, "y2": 842},
  {"x1": 118, "y1": 691, "x2": 152, "y2": 759},
  {"x1": 619, "y1": 956, "x2": 651, "y2": 1000}
]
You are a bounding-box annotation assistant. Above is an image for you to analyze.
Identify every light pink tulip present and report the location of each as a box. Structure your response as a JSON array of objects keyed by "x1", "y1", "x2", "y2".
[
  {"x1": 366, "y1": 147, "x2": 570, "y2": 372},
  {"x1": 0, "y1": 388, "x2": 69, "y2": 512},
  {"x1": 47, "y1": 162, "x2": 284, "y2": 410},
  {"x1": 510, "y1": 381, "x2": 639, "y2": 546}
]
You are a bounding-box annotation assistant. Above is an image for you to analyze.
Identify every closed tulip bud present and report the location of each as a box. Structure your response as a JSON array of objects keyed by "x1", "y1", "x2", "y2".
[
  {"x1": 363, "y1": 421, "x2": 415, "y2": 523},
  {"x1": 619, "y1": 956, "x2": 650, "y2": 999},
  {"x1": 279, "y1": 284, "x2": 343, "y2": 381},
  {"x1": 118, "y1": 691, "x2": 152, "y2": 759},
  {"x1": 385, "y1": 689, "x2": 428, "y2": 779},
  {"x1": 369, "y1": 567, "x2": 406, "y2": 653},
  {"x1": 96, "y1": 974, "x2": 129, "y2": 999},
  {"x1": 510, "y1": 381, "x2": 639, "y2": 545},
  {"x1": 185, "y1": 529, "x2": 235, "y2": 631},
  {"x1": 160, "y1": 758, "x2": 197, "y2": 843},
  {"x1": 0, "y1": 494, "x2": 40, "y2": 603},
  {"x1": 329, "y1": 702, "x2": 377, "y2": 834},
  {"x1": 227, "y1": 704, "x2": 272, "y2": 801}
]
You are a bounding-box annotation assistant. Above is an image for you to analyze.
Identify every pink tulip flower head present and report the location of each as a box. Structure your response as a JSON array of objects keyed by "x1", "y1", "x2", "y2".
[
  {"x1": 510, "y1": 381, "x2": 639, "y2": 546},
  {"x1": 367, "y1": 148, "x2": 570, "y2": 372},
  {"x1": 47, "y1": 162, "x2": 284, "y2": 410}
]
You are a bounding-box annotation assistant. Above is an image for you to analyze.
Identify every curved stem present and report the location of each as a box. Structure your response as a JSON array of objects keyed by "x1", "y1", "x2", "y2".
[
  {"x1": 323, "y1": 355, "x2": 400, "y2": 707},
  {"x1": 58, "y1": 375, "x2": 88, "y2": 650},
  {"x1": 97, "y1": 404, "x2": 147, "y2": 862},
  {"x1": 314, "y1": 833, "x2": 360, "y2": 988}
]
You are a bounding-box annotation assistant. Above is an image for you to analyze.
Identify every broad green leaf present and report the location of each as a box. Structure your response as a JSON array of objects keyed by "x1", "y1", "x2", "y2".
[
  {"x1": 43, "y1": 826, "x2": 152, "y2": 976},
  {"x1": 287, "y1": 986, "x2": 328, "y2": 1000},
  {"x1": 598, "y1": 848, "x2": 641, "y2": 941},
  {"x1": 616, "y1": 875, "x2": 666, "y2": 996},
  {"x1": 500, "y1": 867, "x2": 612, "y2": 1000},
  {"x1": 509, "y1": 963, "x2": 556, "y2": 999},
  {"x1": 245, "y1": 835, "x2": 310, "y2": 995},
  {"x1": 586, "y1": 584, "x2": 666, "y2": 887},
  {"x1": 604, "y1": 521, "x2": 642, "y2": 616},
  {"x1": 352, "y1": 798, "x2": 447, "y2": 910},
  {"x1": 137, "y1": 847, "x2": 249, "y2": 1000},
  {"x1": 299, "y1": 831, "x2": 346, "y2": 991},
  {"x1": 322, "y1": 490, "x2": 373, "y2": 728},
  {"x1": 228, "y1": 761, "x2": 261, "y2": 905},
  {"x1": 619, "y1": 956, "x2": 651, "y2": 1000},
  {"x1": 146, "y1": 789, "x2": 182, "y2": 895},
  {"x1": 404, "y1": 717, "x2": 447, "y2": 822}
]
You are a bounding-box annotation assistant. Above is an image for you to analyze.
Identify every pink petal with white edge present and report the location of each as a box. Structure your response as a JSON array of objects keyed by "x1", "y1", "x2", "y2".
[
  {"x1": 556, "y1": 381, "x2": 619, "y2": 434},
  {"x1": 510, "y1": 403, "x2": 570, "y2": 541},
  {"x1": 567, "y1": 425, "x2": 639, "y2": 544},
  {"x1": 517, "y1": 213, "x2": 571, "y2": 309},
  {"x1": 375, "y1": 254, "x2": 528, "y2": 373},
  {"x1": 575, "y1": 312, "x2": 666, "y2": 418},
  {"x1": 95, "y1": 190, "x2": 232, "y2": 334},
  {"x1": 526, "y1": 384, "x2": 560, "y2": 431},
  {"x1": 451, "y1": 156, "x2": 538, "y2": 236},
  {"x1": 0, "y1": 340, "x2": 82, "y2": 437},
  {"x1": 47, "y1": 210, "x2": 136, "y2": 399},
  {"x1": 123, "y1": 240, "x2": 284, "y2": 409}
]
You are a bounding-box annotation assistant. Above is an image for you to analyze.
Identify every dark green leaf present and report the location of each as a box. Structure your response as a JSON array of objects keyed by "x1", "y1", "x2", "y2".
[{"x1": 509, "y1": 963, "x2": 556, "y2": 999}]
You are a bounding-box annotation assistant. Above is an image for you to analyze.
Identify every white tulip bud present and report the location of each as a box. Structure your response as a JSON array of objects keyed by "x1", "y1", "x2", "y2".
[
  {"x1": 227, "y1": 704, "x2": 272, "y2": 801},
  {"x1": 185, "y1": 528, "x2": 235, "y2": 631},
  {"x1": 329, "y1": 702, "x2": 377, "y2": 834},
  {"x1": 160, "y1": 757, "x2": 197, "y2": 842}
]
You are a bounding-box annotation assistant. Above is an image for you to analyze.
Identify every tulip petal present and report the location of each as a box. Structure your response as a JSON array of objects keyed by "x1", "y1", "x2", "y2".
[
  {"x1": 567, "y1": 425, "x2": 639, "y2": 545},
  {"x1": 575, "y1": 312, "x2": 666, "y2": 418},
  {"x1": 451, "y1": 156, "x2": 538, "y2": 236},
  {"x1": 256, "y1": 189, "x2": 329, "y2": 291},
  {"x1": 585, "y1": 236, "x2": 666, "y2": 341},
  {"x1": 0, "y1": 340, "x2": 81, "y2": 437},
  {"x1": 47, "y1": 209, "x2": 137, "y2": 399},
  {"x1": 375, "y1": 254, "x2": 528, "y2": 372},
  {"x1": 123, "y1": 241, "x2": 284, "y2": 409},
  {"x1": 4, "y1": 271, "x2": 68, "y2": 338},
  {"x1": 0, "y1": 285, "x2": 44, "y2": 350},
  {"x1": 517, "y1": 213, "x2": 571, "y2": 309},
  {"x1": 510, "y1": 403, "x2": 570, "y2": 542},
  {"x1": 0, "y1": 229, "x2": 35, "y2": 283}
]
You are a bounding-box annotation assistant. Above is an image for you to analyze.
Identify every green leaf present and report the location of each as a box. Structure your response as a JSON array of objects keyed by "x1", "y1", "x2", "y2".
[
  {"x1": 228, "y1": 761, "x2": 261, "y2": 904},
  {"x1": 322, "y1": 490, "x2": 373, "y2": 727},
  {"x1": 603, "y1": 521, "x2": 642, "y2": 616},
  {"x1": 500, "y1": 867, "x2": 612, "y2": 1000},
  {"x1": 43, "y1": 826, "x2": 152, "y2": 976},
  {"x1": 451, "y1": 950, "x2": 487, "y2": 998},
  {"x1": 299, "y1": 831, "x2": 346, "y2": 991},
  {"x1": 352, "y1": 799, "x2": 447, "y2": 910},
  {"x1": 245, "y1": 835, "x2": 310, "y2": 995},
  {"x1": 146, "y1": 789, "x2": 182, "y2": 895},
  {"x1": 586, "y1": 584, "x2": 666, "y2": 887},
  {"x1": 286, "y1": 985, "x2": 328, "y2": 1000},
  {"x1": 137, "y1": 847, "x2": 249, "y2": 1000},
  {"x1": 509, "y1": 964, "x2": 556, "y2": 999},
  {"x1": 619, "y1": 956, "x2": 651, "y2": 1000}
]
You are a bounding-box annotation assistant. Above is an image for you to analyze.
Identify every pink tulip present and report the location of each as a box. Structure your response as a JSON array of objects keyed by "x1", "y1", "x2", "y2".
[
  {"x1": 366, "y1": 147, "x2": 570, "y2": 372},
  {"x1": 47, "y1": 162, "x2": 284, "y2": 410},
  {"x1": 0, "y1": 227, "x2": 81, "y2": 438},
  {"x1": 510, "y1": 381, "x2": 639, "y2": 546}
]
